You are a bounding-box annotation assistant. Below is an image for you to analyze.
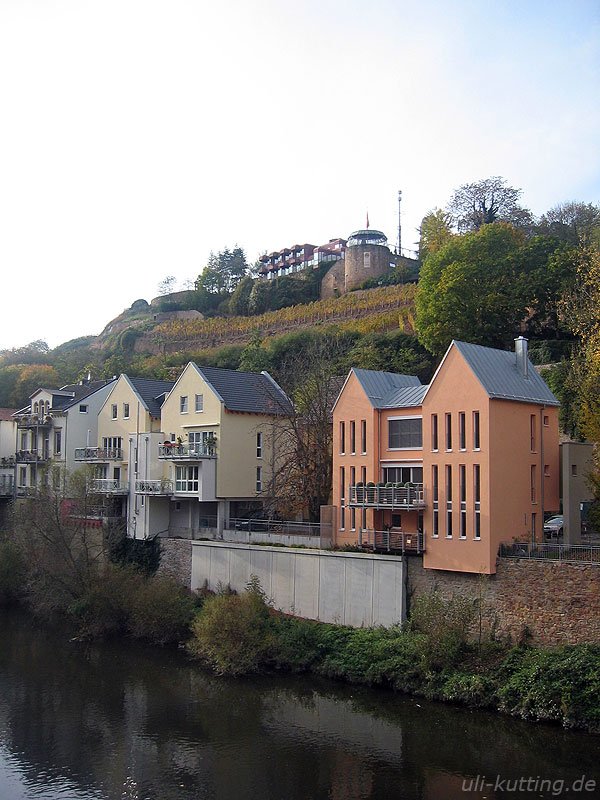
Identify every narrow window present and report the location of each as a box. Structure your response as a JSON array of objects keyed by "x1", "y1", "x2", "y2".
[
  {"x1": 54, "y1": 430, "x2": 62, "y2": 455},
  {"x1": 256, "y1": 432, "x2": 263, "y2": 458},
  {"x1": 339, "y1": 421, "x2": 345, "y2": 454},
  {"x1": 360, "y1": 420, "x2": 367, "y2": 454},
  {"x1": 530, "y1": 414, "x2": 536, "y2": 452},
  {"x1": 543, "y1": 415, "x2": 549, "y2": 427},
  {"x1": 256, "y1": 466, "x2": 262, "y2": 493},
  {"x1": 361, "y1": 465, "x2": 366, "y2": 484},
  {"x1": 432, "y1": 465, "x2": 439, "y2": 538},
  {"x1": 180, "y1": 396, "x2": 188, "y2": 414},
  {"x1": 123, "y1": 403, "x2": 129, "y2": 419},
  {"x1": 111, "y1": 404, "x2": 118, "y2": 419},
  {"x1": 544, "y1": 464, "x2": 550, "y2": 477},
  {"x1": 350, "y1": 420, "x2": 356, "y2": 454},
  {"x1": 445, "y1": 413, "x2": 452, "y2": 450},
  {"x1": 459, "y1": 464, "x2": 467, "y2": 538},
  {"x1": 431, "y1": 414, "x2": 438, "y2": 451},
  {"x1": 530, "y1": 465, "x2": 536, "y2": 503},
  {"x1": 473, "y1": 411, "x2": 480, "y2": 450},
  {"x1": 445, "y1": 465, "x2": 452, "y2": 537},
  {"x1": 459, "y1": 412, "x2": 466, "y2": 450},
  {"x1": 340, "y1": 467, "x2": 345, "y2": 501},
  {"x1": 195, "y1": 394, "x2": 204, "y2": 412},
  {"x1": 474, "y1": 464, "x2": 481, "y2": 540},
  {"x1": 350, "y1": 507, "x2": 356, "y2": 531},
  {"x1": 350, "y1": 466, "x2": 356, "y2": 489},
  {"x1": 571, "y1": 464, "x2": 578, "y2": 477}
]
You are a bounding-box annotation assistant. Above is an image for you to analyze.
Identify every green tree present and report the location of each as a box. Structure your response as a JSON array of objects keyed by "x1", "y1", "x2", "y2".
[
  {"x1": 537, "y1": 202, "x2": 600, "y2": 248},
  {"x1": 415, "y1": 223, "x2": 527, "y2": 354},
  {"x1": 447, "y1": 176, "x2": 533, "y2": 233},
  {"x1": 419, "y1": 208, "x2": 454, "y2": 261},
  {"x1": 228, "y1": 274, "x2": 255, "y2": 316},
  {"x1": 11, "y1": 364, "x2": 61, "y2": 407},
  {"x1": 196, "y1": 246, "x2": 249, "y2": 295}
]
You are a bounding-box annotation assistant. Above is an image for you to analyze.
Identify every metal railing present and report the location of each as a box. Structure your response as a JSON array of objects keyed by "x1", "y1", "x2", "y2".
[
  {"x1": 229, "y1": 517, "x2": 322, "y2": 537},
  {"x1": 359, "y1": 529, "x2": 425, "y2": 554},
  {"x1": 88, "y1": 479, "x2": 129, "y2": 495},
  {"x1": 0, "y1": 457, "x2": 15, "y2": 468},
  {"x1": 74, "y1": 447, "x2": 123, "y2": 461},
  {"x1": 16, "y1": 415, "x2": 51, "y2": 427},
  {"x1": 348, "y1": 483, "x2": 426, "y2": 509},
  {"x1": 499, "y1": 542, "x2": 600, "y2": 565},
  {"x1": 135, "y1": 479, "x2": 174, "y2": 495},
  {"x1": 158, "y1": 444, "x2": 216, "y2": 459},
  {"x1": 16, "y1": 450, "x2": 50, "y2": 463}
]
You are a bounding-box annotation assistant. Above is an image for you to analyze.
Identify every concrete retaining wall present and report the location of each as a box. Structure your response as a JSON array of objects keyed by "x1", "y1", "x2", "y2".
[{"x1": 191, "y1": 541, "x2": 406, "y2": 627}]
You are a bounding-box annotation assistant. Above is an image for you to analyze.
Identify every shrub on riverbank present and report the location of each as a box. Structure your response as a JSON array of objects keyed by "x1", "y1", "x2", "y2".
[{"x1": 0, "y1": 538, "x2": 26, "y2": 605}]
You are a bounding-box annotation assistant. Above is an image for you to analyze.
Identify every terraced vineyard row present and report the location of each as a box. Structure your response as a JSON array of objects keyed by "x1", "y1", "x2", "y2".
[{"x1": 148, "y1": 284, "x2": 417, "y2": 353}]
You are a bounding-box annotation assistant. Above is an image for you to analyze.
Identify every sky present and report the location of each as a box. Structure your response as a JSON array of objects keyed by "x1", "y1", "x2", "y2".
[{"x1": 0, "y1": 0, "x2": 599, "y2": 350}]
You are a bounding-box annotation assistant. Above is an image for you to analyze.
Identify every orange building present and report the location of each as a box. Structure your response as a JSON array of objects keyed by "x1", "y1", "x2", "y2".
[{"x1": 332, "y1": 338, "x2": 560, "y2": 574}]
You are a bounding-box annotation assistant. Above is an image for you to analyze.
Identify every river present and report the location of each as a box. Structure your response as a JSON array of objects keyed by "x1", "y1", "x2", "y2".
[{"x1": 0, "y1": 609, "x2": 598, "y2": 800}]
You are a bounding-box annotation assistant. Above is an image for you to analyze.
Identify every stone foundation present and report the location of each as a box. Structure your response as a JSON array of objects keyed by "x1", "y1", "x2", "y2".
[
  {"x1": 407, "y1": 557, "x2": 600, "y2": 646},
  {"x1": 158, "y1": 538, "x2": 192, "y2": 586}
]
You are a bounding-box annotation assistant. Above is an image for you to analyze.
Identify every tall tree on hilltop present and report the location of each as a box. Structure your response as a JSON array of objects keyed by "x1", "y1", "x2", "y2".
[
  {"x1": 447, "y1": 176, "x2": 533, "y2": 233},
  {"x1": 419, "y1": 208, "x2": 454, "y2": 261},
  {"x1": 196, "y1": 247, "x2": 249, "y2": 295},
  {"x1": 537, "y1": 201, "x2": 600, "y2": 248}
]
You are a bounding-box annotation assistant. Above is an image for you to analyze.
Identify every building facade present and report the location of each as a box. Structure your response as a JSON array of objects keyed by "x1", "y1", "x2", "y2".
[{"x1": 332, "y1": 338, "x2": 560, "y2": 574}]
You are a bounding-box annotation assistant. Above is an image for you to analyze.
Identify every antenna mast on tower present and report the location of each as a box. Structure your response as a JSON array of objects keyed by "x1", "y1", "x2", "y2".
[{"x1": 397, "y1": 189, "x2": 402, "y2": 256}]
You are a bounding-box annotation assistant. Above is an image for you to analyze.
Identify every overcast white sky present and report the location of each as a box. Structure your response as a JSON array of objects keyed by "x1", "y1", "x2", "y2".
[{"x1": 0, "y1": 0, "x2": 599, "y2": 350}]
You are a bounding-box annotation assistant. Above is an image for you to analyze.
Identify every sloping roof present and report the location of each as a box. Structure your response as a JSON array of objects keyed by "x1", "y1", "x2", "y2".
[
  {"x1": 451, "y1": 340, "x2": 560, "y2": 406},
  {"x1": 0, "y1": 408, "x2": 17, "y2": 421},
  {"x1": 193, "y1": 365, "x2": 292, "y2": 415},
  {"x1": 57, "y1": 380, "x2": 116, "y2": 411},
  {"x1": 128, "y1": 378, "x2": 176, "y2": 417},
  {"x1": 380, "y1": 385, "x2": 428, "y2": 409},
  {"x1": 352, "y1": 368, "x2": 422, "y2": 408}
]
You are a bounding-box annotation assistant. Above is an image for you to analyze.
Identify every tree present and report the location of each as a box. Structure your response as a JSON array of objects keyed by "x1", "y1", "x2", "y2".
[
  {"x1": 228, "y1": 275, "x2": 255, "y2": 316},
  {"x1": 419, "y1": 208, "x2": 454, "y2": 261},
  {"x1": 196, "y1": 247, "x2": 249, "y2": 295},
  {"x1": 11, "y1": 364, "x2": 61, "y2": 407},
  {"x1": 415, "y1": 223, "x2": 528, "y2": 354},
  {"x1": 537, "y1": 201, "x2": 600, "y2": 248},
  {"x1": 157, "y1": 275, "x2": 176, "y2": 296},
  {"x1": 447, "y1": 176, "x2": 533, "y2": 233}
]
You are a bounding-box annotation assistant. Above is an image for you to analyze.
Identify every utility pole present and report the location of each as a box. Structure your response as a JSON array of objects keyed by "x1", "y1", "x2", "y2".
[{"x1": 397, "y1": 189, "x2": 402, "y2": 256}]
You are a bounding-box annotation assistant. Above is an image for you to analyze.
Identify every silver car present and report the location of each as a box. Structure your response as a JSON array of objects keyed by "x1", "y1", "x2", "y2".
[{"x1": 543, "y1": 515, "x2": 563, "y2": 539}]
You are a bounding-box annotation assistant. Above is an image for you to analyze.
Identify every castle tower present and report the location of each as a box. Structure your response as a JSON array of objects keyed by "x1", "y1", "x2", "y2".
[{"x1": 344, "y1": 228, "x2": 392, "y2": 292}]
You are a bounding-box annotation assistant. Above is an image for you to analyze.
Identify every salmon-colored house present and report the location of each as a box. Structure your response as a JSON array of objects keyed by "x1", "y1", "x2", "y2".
[{"x1": 332, "y1": 338, "x2": 560, "y2": 574}]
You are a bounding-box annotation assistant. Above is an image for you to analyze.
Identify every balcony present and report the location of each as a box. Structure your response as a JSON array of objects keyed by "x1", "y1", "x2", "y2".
[
  {"x1": 359, "y1": 529, "x2": 425, "y2": 555},
  {"x1": 16, "y1": 450, "x2": 50, "y2": 463},
  {"x1": 348, "y1": 483, "x2": 426, "y2": 509},
  {"x1": 158, "y1": 444, "x2": 216, "y2": 460},
  {"x1": 88, "y1": 479, "x2": 129, "y2": 495},
  {"x1": 135, "y1": 479, "x2": 174, "y2": 496},
  {"x1": 0, "y1": 476, "x2": 14, "y2": 497},
  {"x1": 74, "y1": 447, "x2": 123, "y2": 462},
  {"x1": 16, "y1": 414, "x2": 51, "y2": 428}
]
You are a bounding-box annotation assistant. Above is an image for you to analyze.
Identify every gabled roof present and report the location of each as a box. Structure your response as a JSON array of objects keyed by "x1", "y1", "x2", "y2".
[
  {"x1": 192, "y1": 365, "x2": 292, "y2": 415},
  {"x1": 426, "y1": 340, "x2": 560, "y2": 406},
  {"x1": 58, "y1": 380, "x2": 116, "y2": 411},
  {"x1": 127, "y1": 378, "x2": 176, "y2": 417},
  {"x1": 0, "y1": 408, "x2": 17, "y2": 421},
  {"x1": 380, "y1": 385, "x2": 428, "y2": 409},
  {"x1": 351, "y1": 368, "x2": 422, "y2": 409}
]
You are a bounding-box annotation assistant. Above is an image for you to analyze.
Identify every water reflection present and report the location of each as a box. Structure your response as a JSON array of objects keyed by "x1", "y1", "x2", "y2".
[{"x1": 0, "y1": 610, "x2": 598, "y2": 800}]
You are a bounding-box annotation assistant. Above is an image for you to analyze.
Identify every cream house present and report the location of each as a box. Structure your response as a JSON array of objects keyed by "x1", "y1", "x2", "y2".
[{"x1": 157, "y1": 363, "x2": 292, "y2": 537}]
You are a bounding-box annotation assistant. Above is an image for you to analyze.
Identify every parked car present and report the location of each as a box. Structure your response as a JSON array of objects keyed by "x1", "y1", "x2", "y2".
[{"x1": 543, "y1": 515, "x2": 563, "y2": 540}]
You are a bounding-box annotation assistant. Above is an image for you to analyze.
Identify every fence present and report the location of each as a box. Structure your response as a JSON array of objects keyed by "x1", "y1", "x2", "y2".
[
  {"x1": 359, "y1": 529, "x2": 425, "y2": 555},
  {"x1": 499, "y1": 541, "x2": 600, "y2": 565}
]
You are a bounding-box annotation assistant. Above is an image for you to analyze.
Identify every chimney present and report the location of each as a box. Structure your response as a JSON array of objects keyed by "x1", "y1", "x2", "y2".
[{"x1": 515, "y1": 336, "x2": 529, "y2": 378}]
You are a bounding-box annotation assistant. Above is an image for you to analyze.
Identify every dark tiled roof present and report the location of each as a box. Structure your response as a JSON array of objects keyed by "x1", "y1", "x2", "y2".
[
  {"x1": 194, "y1": 365, "x2": 292, "y2": 415},
  {"x1": 128, "y1": 378, "x2": 176, "y2": 417},
  {"x1": 452, "y1": 341, "x2": 559, "y2": 406},
  {"x1": 58, "y1": 380, "x2": 116, "y2": 410},
  {"x1": 352, "y1": 368, "x2": 421, "y2": 408}
]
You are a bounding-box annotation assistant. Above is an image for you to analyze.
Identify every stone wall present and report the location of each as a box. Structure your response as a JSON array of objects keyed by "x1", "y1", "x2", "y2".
[
  {"x1": 407, "y1": 557, "x2": 600, "y2": 646},
  {"x1": 158, "y1": 538, "x2": 193, "y2": 586}
]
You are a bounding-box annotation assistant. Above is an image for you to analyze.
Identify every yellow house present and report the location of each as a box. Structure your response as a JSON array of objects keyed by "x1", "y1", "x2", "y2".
[{"x1": 157, "y1": 363, "x2": 292, "y2": 536}]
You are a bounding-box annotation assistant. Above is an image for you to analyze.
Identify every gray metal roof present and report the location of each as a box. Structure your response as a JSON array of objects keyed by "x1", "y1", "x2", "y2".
[
  {"x1": 194, "y1": 365, "x2": 292, "y2": 416},
  {"x1": 452, "y1": 340, "x2": 560, "y2": 406},
  {"x1": 352, "y1": 368, "x2": 422, "y2": 409},
  {"x1": 128, "y1": 378, "x2": 176, "y2": 417},
  {"x1": 380, "y1": 385, "x2": 428, "y2": 409},
  {"x1": 59, "y1": 380, "x2": 116, "y2": 411}
]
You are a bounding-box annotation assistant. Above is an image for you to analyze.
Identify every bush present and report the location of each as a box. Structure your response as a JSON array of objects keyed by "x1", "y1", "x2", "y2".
[
  {"x1": 409, "y1": 591, "x2": 477, "y2": 670},
  {"x1": 70, "y1": 565, "x2": 141, "y2": 638},
  {"x1": 127, "y1": 574, "x2": 196, "y2": 645},
  {"x1": 188, "y1": 584, "x2": 275, "y2": 675},
  {"x1": 0, "y1": 539, "x2": 26, "y2": 605}
]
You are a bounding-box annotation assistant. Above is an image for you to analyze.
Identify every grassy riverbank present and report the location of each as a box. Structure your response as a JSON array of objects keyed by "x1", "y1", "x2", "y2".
[{"x1": 1, "y1": 537, "x2": 599, "y2": 734}]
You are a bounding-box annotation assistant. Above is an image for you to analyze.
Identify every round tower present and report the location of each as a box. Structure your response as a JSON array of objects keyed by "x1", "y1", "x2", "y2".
[{"x1": 344, "y1": 228, "x2": 391, "y2": 291}]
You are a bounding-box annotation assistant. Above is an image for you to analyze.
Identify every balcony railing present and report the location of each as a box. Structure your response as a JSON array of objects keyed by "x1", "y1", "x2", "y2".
[
  {"x1": 499, "y1": 541, "x2": 600, "y2": 565},
  {"x1": 16, "y1": 450, "x2": 50, "y2": 463},
  {"x1": 158, "y1": 444, "x2": 216, "y2": 460},
  {"x1": 16, "y1": 415, "x2": 51, "y2": 428},
  {"x1": 348, "y1": 483, "x2": 426, "y2": 509},
  {"x1": 359, "y1": 529, "x2": 425, "y2": 555},
  {"x1": 88, "y1": 479, "x2": 129, "y2": 495},
  {"x1": 0, "y1": 477, "x2": 14, "y2": 496},
  {"x1": 135, "y1": 479, "x2": 174, "y2": 495},
  {"x1": 74, "y1": 447, "x2": 123, "y2": 462},
  {"x1": 0, "y1": 457, "x2": 15, "y2": 468}
]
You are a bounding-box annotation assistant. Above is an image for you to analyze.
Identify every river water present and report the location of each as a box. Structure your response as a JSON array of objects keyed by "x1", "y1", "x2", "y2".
[{"x1": 0, "y1": 609, "x2": 598, "y2": 800}]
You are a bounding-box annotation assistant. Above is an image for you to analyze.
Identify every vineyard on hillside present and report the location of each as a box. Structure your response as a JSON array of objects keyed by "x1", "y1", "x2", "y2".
[{"x1": 144, "y1": 284, "x2": 417, "y2": 353}]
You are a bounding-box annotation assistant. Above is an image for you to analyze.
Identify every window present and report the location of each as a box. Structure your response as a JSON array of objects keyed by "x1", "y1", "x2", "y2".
[
  {"x1": 123, "y1": 403, "x2": 130, "y2": 419},
  {"x1": 256, "y1": 466, "x2": 262, "y2": 492},
  {"x1": 473, "y1": 411, "x2": 480, "y2": 450},
  {"x1": 54, "y1": 430, "x2": 62, "y2": 456},
  {"x1": 350, "y1": 421, "x2": 356, "y2": 454},
  {"x1": 175, "y1": 465, "x2": 199, "y2": 492},
  {"x1": 361, "y1": 466, "x2": 367, "y2": 484},
  {"x1": 195, "y1": 394, "x2": 204, "y2": 412},
  {"x1": 543, "y1": 415, "x2": 549, "y2": 427},
  {"x1": 339, "y1": 421, "x2": 346, "y2": 454},
  {"x1": 459, "y1": 464, "x2": 466, "y2": 538},
  {"x1": 571, "y1": 464, "x2": 578, "y2": 477},
  {"x1": 103, "y1": 436, "x2": 122, "y2": 457},
  {"x1": 20, "y1": 431, "x2": 27, "y2": 450},
  {"x1": 544, "y1": 464, "x2": 550, "y2": 477},
  {"x1": 445, "y1": 413, "x2": 452, "y2": 450},
  {"x1": 363, "y1": 251, "x2": 371, "y2": 268},
  {"x1": 388, "y1": 417, "x2": 423, "y2": 449},
  {"x1": 432, "y1": 465, "x2": 439, "y2": 538},
  {"x1": 360, "y1": 420, "x2": 367, "y2": 454},
  {"x1": 180, "y1": 396, "x2": 188, "y2": 414},
  {"x1": 256, "y1": 432, "x2": 263, "y2": 458},
  {"x1": 530, "y1": 414, "x2": 536, "y2": 452},
  {"x1": 445, "y1": 465, "x2": 453, "y2": 537},
  {"x1": 530, "y1": 464, "x2": 537, "y2": 503},
  {"x1": 459, "y1": 412, "x2": 466, "y2": 450},
  {"x1": 350, "y1": 507, "x2": 356, "y2": 531},
  {"x1": 350, "y1": 466, "x2": 356, "y2": 491},
  {"x1": 474, "y1": 464, "x2": 481, "y2": 539},
  {"x1": 111, "y1": 404, "x2": 118, "y2": 420},
  {"x1": 431, "y1": 414, "x2": 438, "y2": 451},
  {"x1": 19, "y1": 467, "x2": 26, "y2": 488},
  {"x1": 340, "y1": 466, "x2": 345, "y2": 530},
  {"x1": 382, "y1": 466, "x2": 423, "y2": 484},
  {"x1": 79, "y1": 404, "x2": 88, "y2": 414}
]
